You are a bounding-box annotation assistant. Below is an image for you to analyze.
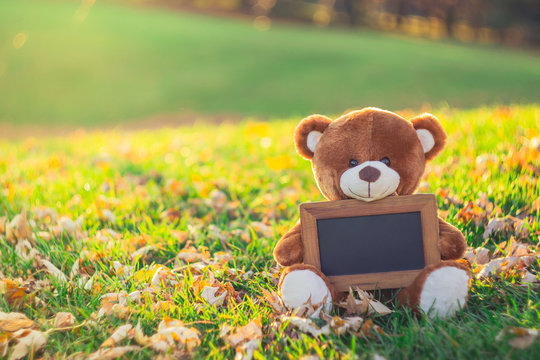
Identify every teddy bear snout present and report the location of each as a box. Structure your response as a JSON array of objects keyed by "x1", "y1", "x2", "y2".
[
  {"x1": 358, "y1": 166, "x2": 381, "y2": 183},
  {"x1": 340, "y1": 161, "x2": 400, "y2": 201}
]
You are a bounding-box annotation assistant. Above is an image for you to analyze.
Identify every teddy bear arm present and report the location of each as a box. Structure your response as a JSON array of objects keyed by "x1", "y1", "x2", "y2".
[
  {"x1": 273, "y1": 222, "x2": 303, "y2": 267},
  {"x1": 438, "y1": 217, "x2": 467, "y2": 260}
]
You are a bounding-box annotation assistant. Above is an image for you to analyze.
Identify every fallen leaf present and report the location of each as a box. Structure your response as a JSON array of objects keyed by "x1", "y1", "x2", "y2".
[
  {"x1": 86, "y1": 345, "x2": 141, "y2": 360},
  {"x1": 249, "y1": 222, "x2": 273, "y2": 238},
  {"x1": 513, "y1": 219, "x2": 530, "y2": 239},
  {"x1": 5, "y1": 209, "x2": 32, "y2": 244},
  {"x1": 508, "y1": 329, "x2": 538, "y2": 349},
  {"x1": 496, "y1": 327, "x2": 538, "y2": 350},
  {"x1": 235, "y1": 338, "x2": 260, "y2": 360},
  {"x1": 280, "y1": 316, "x2": 330, "y2": 337},
  {"x1": 170, "y1": 230, "x2": 188, "y2": 243},
  {"x1": 0, "y1": 312, "x2": 35, "y2": 332},
  {"x1": 95, "y1": 292, "x2": 138, "y2": 319},
  {"x1": 322, "y1": 314, "x2": 363, "y2": 336},
  {"x1": 0, "y1": 333, "x2": 8, "y2": 358},
  {"x1": 260, "y1": 289, "x2": 285, "y2": 314},
  {"x1": 176, "y1": 246, "x2": 209, "y2": 263},
  {"x1": 52, "y1": 312, "x2": 75, "y2": 330},
  {"x1": 56, "y1": 216, "x2": 78, "y2": 237},
  {"x1": 221, "y1": 319, "x2": 263, "y2": 347},
  {"x1": 341, "y1": 288, "x2": 369, "y2": 314},
  {"x1": 150, "y1": 266, "x2": 179, "y2": 288},
  {"x1": 483, "y1": 218, "x2": 506, "y2": 239},
  {"x1": 8, "y1": 329, "x2": 47, "y2": 360},
  {"x1": 0, "y1": 279, "x2": 33, "y2": 308},
  {"x1": 356, "y1": 319, "x2": 386, "y2": 339},
  {"x1": 361, "y1": 290, "x2": 394, "y2": 316},
  {"x1": 33, "y1": 207, "x2": 58, "y2": 223},
  {"x1": 0, "y1": 216, "x2": 7, "y2": 235},
  {"x1": 338, "y1": 287, "x2": 393, "y2": 316},
  {"x1": 131, "y1": 245, "x2": 158, "y2": 260},
  {"x1": 231, "y1": 229, "x2": 251, "y2": 243},
  {"x1": 113, "y1": 261, "x2": 134, "y2": 279},
  {"x1": 208, "y1": 189, "x2": 227, "y2": 213},
  {"x1": 475, "y1": 247, "x2": 491, "y2": 265},
  {"x1": 521, "y1": 271, "x2": 538, "y2": 284},
  {"x1": 100, "y1": 209, "x2": 116, "y2": 223},
  {"x1": 37, "y1": 258, "x2": 68, "y2": 283},
  {"x1": 477, "y1": 255, "x2": 538, "y2": 279},
  {"x1": 102, "y1": 324, "x2": 133, "y2": 347},
  {"x1": 160, "y1": 208, "x2": 182, "y2": 223},
  {"x1": 149, "y1": 318, "x2": 201, "y2": 352},
  {"x1": 200, "y1": 286, "x2": 227, "y2": 306},
  {"x1": 133, "y1": 320, "x2": 149, "y2": 346}
]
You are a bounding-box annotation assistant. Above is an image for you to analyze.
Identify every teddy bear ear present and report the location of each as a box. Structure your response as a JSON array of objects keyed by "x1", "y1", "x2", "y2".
[
  {"x1": 410, "y1": 113, "x2": 447, "y2": 161},
  {"x1": 294, "y1": 114, "x2": 332, "y2": 160}
]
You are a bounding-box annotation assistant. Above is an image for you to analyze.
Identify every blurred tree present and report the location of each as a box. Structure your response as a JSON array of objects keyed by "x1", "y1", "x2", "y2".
[{"x1": 132, "y1": 0, "x2": 540, "y2": 44}]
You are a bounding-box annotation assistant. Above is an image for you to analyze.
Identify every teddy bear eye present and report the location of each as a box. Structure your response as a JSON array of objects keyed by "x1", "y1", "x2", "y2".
[
  {"x1": 380, "y1": 157, "x2": 391, "y2": 167},
  {"x1": 349, "y1": 159, "x2": 359, "y2": 167}
]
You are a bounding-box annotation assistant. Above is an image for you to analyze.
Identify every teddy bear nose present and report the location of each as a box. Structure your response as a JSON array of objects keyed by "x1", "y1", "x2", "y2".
[{"x1": 358, "y1": 166, "x2": 381, "y2": 182}]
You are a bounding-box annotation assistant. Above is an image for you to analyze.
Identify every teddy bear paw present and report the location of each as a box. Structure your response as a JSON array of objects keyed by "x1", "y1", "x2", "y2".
[
  {"x1": 280, "y1": 269, "x2": 332, "y2": 317},
  {"x1": 419, "y1": 265, "x2": 470, "y2": 319}
]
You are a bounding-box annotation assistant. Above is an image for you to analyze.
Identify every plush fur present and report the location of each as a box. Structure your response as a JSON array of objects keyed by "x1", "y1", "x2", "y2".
[
  {"x1": 273, "y1": 222, "x2": 303, "y2": 267},
  {"x1": 279, "y1": 264, "x2": 334, "y2": 316},
  {"x1": 396, "y1": 260, "x2": 471, "y2": 316},
  {"x1": 275, "y1": 107, "x2": 470, "y2": 318}
]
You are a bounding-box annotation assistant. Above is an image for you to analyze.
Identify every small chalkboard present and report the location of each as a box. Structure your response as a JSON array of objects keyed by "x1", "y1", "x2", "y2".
[{"x1": 300, "y1": 194, "x2": 440, "y2": 291}]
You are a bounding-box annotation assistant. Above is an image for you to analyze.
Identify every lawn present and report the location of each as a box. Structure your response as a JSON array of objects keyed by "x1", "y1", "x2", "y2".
[
  {"x1": 0, "y1": 104, "x2": 538, "y2": 359},
  {"x1": 1, "y1": 1, "x2": 540, "y2": 125}
]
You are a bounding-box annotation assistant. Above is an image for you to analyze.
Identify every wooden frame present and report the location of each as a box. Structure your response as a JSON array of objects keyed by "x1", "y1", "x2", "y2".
[{"x1": 300, "y1": 194, "x2": 440, "y2": 291}]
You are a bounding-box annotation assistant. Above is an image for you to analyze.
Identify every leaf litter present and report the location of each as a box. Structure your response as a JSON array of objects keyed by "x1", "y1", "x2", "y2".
[{"x1": 0, "y1": 112, "x2": 539, "y2": 358}]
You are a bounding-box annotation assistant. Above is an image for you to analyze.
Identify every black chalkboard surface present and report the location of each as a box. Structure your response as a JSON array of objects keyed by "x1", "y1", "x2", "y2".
[
  {"x1": 300, "y1": 194, "x2": 440, "y2": 290},
  {"x1": 317, "y1": 212, "x2": 425, "y2": 276}
]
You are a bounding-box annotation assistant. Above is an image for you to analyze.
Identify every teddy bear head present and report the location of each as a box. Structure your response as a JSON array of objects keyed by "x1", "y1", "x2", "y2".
[{"x1": 294, "y1": 107, "x2": 447, "y2": 202}]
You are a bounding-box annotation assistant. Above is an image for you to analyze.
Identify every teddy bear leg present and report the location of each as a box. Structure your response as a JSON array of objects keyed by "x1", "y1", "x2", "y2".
[
  {"x1": 397, "y1": 261, "x2": 471, "y2": 319},
  {"x1": 278, "y1": 264, "x2": 333, "y2": 317}
]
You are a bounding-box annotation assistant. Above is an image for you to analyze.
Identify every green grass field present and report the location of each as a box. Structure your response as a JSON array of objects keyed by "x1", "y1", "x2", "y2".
[
  {"x1": 1, "y1": 0, "x2": 540, "y2": 125},
  {"x1": 0, "y1": 105, "x2": 538, "y2": 359}
]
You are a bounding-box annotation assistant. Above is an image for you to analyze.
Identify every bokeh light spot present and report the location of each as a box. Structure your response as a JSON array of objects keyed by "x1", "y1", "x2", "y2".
[
  {"x1": 13, "y1": 33, "x2": 27, "y2": 49},
  {"x1": 73, "y1": 0, "x2": 96, "y2": 23},
  {"x1": 260, "y1": 137, "x2": 272, "y2": 148},
  {"x1": 313, "y1": 9, "x2": 331, "y2": 27},
  {"x1": 253, "y1": 16, "x2": 271, "y2": 31}
]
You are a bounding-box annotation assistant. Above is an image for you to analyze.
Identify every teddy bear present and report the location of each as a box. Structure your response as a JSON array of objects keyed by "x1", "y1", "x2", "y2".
[{"x1": 273, "y1": 107, "x2": 471, "y2": 319}]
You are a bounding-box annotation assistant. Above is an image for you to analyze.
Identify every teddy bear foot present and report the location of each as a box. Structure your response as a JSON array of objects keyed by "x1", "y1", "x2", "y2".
[
  {"x1": 279, "y1": 264, "x2": 333, "y2": 317},
  {"x1": 399, "y1": 261, "x2": 471, "y2": 319}
]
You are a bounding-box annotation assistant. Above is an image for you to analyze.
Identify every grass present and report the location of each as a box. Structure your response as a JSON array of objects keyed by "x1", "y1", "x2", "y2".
[
  {"x1": 0, "y1": 1, "x2": 540, "y2": 125},
  {"x1": 0, "y1": 104, "x2": 539, "y2": 359}
]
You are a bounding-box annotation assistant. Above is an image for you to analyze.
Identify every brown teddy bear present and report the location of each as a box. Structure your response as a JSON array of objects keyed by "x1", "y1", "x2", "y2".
[{"x1": 273, "y1": 107, "x2": 471, "y2": 318}]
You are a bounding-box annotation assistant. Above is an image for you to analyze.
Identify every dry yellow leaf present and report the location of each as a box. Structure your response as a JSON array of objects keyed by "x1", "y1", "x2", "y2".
[
  {"x1": 8, "y1": 329, "x2": 47, "y2": 360},
  {"x1": 339, "y1": 288, "x2": 369, "y2": 315},
  {"x1": 5, "y1": 208, "x2": 32, "y2": 244},
  {"x1": 357, "y1": 319, "x2": 386, "y2": 339},
  {"x1": 0, "y1": 279, "x2": 33, "y2": 309},
  {"x1": 0, "y1": 333, "x2": 8, "y2": 358},
  {"x1": 496, "y1": 326, "x2": 538, "y2": 350},
  {"x1": 87, "y1": 345, "x2": 141, "y2": 360},
  {"x1": 260, "y1": 289, "x2": 285, "y2": 314},
  {"x1": 146, "y1": 318, "x2": 201, "y2": 352},
  {"x1": 101, "y1": 324, "x2": 133, "y2": 348},
  {"x1": 0, "y1": 312, "x2": 35, "y2": 332},
  {"x1": 53, "y1": 312, "x2": 75, "y2": 330},
  {"x1": 220, "y1": 319, "x2": 262, "y2": 347},
  {"x1": 279, "y1": 316, "x2": 330, "y2": 337}
]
